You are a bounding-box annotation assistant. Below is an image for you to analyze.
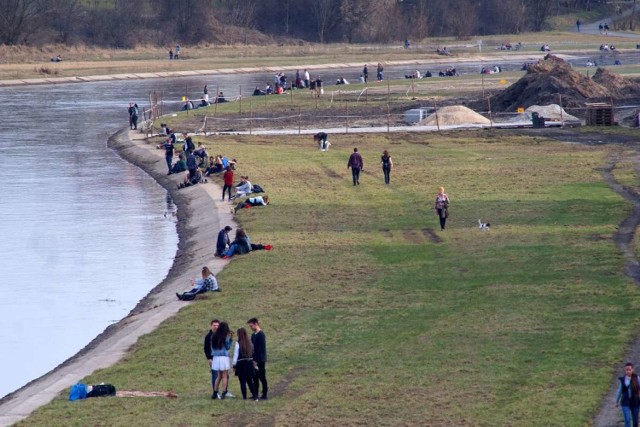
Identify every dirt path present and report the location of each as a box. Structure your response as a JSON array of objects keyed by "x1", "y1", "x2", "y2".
[
  {"x1": 580, "y1": 5, "x2": 640, "y2": 38},
  {"x1": 594, "y1": 149, "x2": 640, "y2": 426}
]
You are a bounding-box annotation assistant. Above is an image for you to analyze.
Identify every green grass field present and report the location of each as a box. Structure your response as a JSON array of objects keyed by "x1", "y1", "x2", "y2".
[{"x1": 20, "y1": 131, "x2": 640, "y2": 426}]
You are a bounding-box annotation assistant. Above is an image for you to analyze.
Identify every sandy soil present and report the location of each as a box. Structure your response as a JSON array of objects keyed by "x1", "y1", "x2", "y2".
[{"x1": 0, "y1": 130, "x2": 236, "y2": 427}]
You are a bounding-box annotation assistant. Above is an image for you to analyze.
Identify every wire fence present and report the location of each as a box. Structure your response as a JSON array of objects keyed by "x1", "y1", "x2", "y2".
[{"x1": 140, "y1": 80, "x2": 640, "y2": 136}]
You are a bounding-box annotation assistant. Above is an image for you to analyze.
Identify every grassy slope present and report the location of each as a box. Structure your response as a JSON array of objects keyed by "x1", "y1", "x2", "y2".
[{"x1": 19, "y1": 131, "x2": 640, "y2": 426}]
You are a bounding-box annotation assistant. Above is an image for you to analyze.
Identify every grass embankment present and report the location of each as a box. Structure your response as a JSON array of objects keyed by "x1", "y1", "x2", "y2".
[
  {"x1": 20, "y1": 130, "x2": 640, "y2": 426},
  {"x1": 1, "y1": 29, "x2": 637, "y2": 82}
]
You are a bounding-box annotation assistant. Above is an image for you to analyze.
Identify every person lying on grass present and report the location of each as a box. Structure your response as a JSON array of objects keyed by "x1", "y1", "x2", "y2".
[
  {"x1": 176, "y1": 266, "x2": 219, "y2": 300},
  {"x1": 232, "y1": 196, "x2": 269, "y2": 214}
]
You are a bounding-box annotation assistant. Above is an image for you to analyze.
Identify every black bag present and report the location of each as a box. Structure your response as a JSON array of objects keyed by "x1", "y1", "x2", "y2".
[{"x1": 87, "y1": 384, "x2": 116, "y2": 398}]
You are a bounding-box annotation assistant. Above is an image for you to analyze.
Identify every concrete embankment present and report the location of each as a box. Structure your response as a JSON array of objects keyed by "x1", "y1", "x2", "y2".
[{"x1": 0, "y1": 129, "x2": 234, "y2": 427}]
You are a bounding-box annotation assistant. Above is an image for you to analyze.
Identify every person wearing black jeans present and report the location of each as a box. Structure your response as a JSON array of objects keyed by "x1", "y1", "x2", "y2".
[
  {"x1": 248, "y1": 317, "x2": 268, "y2": 400},
  {"x1": 434, "y1": 186, "x2": 450, "y2": 231},
  {"x1": 347, "y1": 147, "x2": 364, "y2": 186},
  {"x1": 380, "y1": 150, "x2": 393, "y2": 185}
]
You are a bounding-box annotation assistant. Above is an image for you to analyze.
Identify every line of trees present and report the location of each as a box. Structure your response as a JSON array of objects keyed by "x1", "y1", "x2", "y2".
[{"x1": 0, "y1": 0, "x2": 619, "y2": 47}]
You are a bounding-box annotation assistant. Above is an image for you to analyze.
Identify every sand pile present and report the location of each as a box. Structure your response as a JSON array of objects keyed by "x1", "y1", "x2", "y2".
[
  {"x1": 421, "y1": 105, "x2": 490, "y2": 126},
  {"x1": 525, "y1": 104, "x2": 581, "y2": 122},
  {"x1": 592, "y1": 68, "x2": 640, "y2": 99},
  {"x1": 489, "y1": 55, "x2": 610, "y2": 112}
]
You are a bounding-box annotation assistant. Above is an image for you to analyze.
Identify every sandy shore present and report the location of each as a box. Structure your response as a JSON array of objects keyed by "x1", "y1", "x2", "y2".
[{"x1": 0, "y1": 130, "x2": 235, "y2": 427}]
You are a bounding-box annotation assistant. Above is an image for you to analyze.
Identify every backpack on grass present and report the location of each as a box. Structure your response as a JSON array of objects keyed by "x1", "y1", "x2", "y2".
[{"x1": 87, "y1": 383, "x2": 116, "y2": 398}]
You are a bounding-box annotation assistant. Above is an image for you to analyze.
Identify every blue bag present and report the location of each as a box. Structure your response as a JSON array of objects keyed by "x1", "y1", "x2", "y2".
[{"x1": 69, "y1": 383, "x2": 88, "y2": 401}]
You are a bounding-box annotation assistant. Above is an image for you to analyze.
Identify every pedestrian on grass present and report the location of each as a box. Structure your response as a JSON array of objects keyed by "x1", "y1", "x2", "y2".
[
  {"x1": 203, "y1": 84, "x2": 209, "y2": 103},
  {"x1": 604, "y1": 23, "x2": 610, "y2": 35},
  {"x1": 363, "y1": 64, "x2": 369, "y2": 83},
  {"x1": 162, "y1": 137, "x2": 174, "y2": 175},
  {"x1": 203, "y1": 319, "x2": 220, "y2": 398},
  {"x1": 304, "y1": 69, "x2": 310, "y2": 88},
  {"x1": 599, "y1": 23, "x2": 603, "y2": 34},
  {"x1": 211, "y1": 321, "x2": 233, "y2": 400},
  {"x1": 576, "y1": 20, "x2": 581, "y2": 32},
  {"x1": 616, "y1": 362, "x2": 640, "y2": 427},
  {"x1": 347, "y1": 147, "x2": 364, "y2": 186},
  {"x1": 232, "y1": 327, "x2": 259, "y2": 400},
  {"x1": 222, "y1": 167, "x2": 234, "y2": 201},
  {"x1": 377, "y1": 63, "x2": 384, "y2": 81},
  {"x1": 248, "y1": 317, "x2": 268, "y2": 400},
  {"x1": 381, "y1": 150, "x2": 393, "y2": 185},
  {"x1": 435, "y1": 186, "x2": 450, "y2": 231}
]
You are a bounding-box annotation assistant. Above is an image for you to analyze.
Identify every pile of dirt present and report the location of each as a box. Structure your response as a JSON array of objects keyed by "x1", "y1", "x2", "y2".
[
  {"x1": 488, "y1": 55, "x2": 610, "y2": 113},
  {"x1": 420, "y1": 105, "x2": 490, "y2": 126},
  {"x1": 592, "y1": 68, "x2": 640, "y2": 99}
]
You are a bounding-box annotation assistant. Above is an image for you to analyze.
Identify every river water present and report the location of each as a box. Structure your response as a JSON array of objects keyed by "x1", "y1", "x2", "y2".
[{"x1": 2, "y1": 55, "x2": 636, "y2": 400}]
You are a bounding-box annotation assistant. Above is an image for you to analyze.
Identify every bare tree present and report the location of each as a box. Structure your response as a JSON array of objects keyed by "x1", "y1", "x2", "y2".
[
  {"x1": 48, "y1": 0, "x2": 84, "y2": 43},
  {"x1": 310, "y1": 0, "x2": 341, "y2": 42},
  {"x1": 340, "y1": 0, "x2": 370, "y2": 43},
  {"x1": 0, "y1": 0, "x2": 48, "y2": 44}
]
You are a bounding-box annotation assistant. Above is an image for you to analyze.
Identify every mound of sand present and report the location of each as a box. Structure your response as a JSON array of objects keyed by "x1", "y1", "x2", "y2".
[
  {"x1": 421, "y1": 105, "x2": 490, "y2": 126},
  {"x1": 488, "y1": 55, "x2": 610, "y2": 113},
  {"x1": 592, "y1": 68, "x2": 640, "y2": 99},
  {"x1": 525, "y1": 104, "x2": 581, "y2": 122}
]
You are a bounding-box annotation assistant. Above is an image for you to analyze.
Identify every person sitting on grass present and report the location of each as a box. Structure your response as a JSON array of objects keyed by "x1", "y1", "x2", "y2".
[
  {"x1": 171, "y1": 152, "x2": 187, "y2": 174},
  {"x1": 232, "y1": 176, "x2": 252, "y2": 200},
  {"x1": 232, "y1": 196, "x2": 269, "y2": 214},
  {"x1": 179, "y1": 168, "x2": 206, "y2": 188},
  {"x1": 222, "y1": 228, "x2": 252, "y2": 259},
  {"x1": 176, "y1": 266, "x2": 220, "y2": 301},
  {"x1": 215, "y1": 225, "x2": 233, "y2": 257}
]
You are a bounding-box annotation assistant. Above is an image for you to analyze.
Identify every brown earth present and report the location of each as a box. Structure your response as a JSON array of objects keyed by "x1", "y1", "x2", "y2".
[{"x1": 487, "y1": 54, "x2": 611, "y2": 113}]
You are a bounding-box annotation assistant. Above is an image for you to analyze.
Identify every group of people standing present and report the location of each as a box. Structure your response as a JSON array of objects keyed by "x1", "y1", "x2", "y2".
[
  {"x1": 204, "y1": 318, "x2": 268, "y2": 401},
  {"x1": 343, "y1": 142, "x2": 449, "y2": 230}
]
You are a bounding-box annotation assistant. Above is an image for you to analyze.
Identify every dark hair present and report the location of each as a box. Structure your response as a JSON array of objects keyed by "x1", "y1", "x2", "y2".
[
  {"x1": 627, "y1": 362, "x2": 635, "y2": 368},
  {"x1": 383, "y1": 150, "x2": 389, "y2": 157},
  {"x1": 353, "y1": 148, "x2": 358, "y2": 152},
  {"x1": 212, "y1": 321, "x2": 230, "y2": 349},
  {"x1": 210, "y1": 319, "x2": 220, "y2": 325},
  {"x1": 247, "y1": 317, "x2": 259, "y2": 325},
  {"x1": 237, "y1": 328, "x2": 253, "y2": 358},
  {"x1": 236, "y1": 228, "x2": 246, "y2": 239},
  {"x1": 224, "y1": 226, "x2": 232, "y2": 231}
]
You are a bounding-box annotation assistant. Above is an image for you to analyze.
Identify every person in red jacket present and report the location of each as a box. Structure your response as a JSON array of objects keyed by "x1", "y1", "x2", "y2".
[{"x1": 222, "y1": 167, "x2": 234, "y2": 201}]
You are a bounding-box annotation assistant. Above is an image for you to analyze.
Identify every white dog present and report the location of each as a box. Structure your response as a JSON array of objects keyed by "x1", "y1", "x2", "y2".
[{"x1": 478, "y1": 219, "x2": 490, "y2": 231}]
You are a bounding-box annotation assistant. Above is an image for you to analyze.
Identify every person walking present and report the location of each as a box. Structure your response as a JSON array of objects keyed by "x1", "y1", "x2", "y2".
[
  {"x1": 617, "y1": 362, "x2": 640, "y2": 427},
  {"x1": 222, "y1": 167, "x2": 234, "y2": 201},
  {"x1": 203, "y1": 84, "x2": 209, "y2": 103},
  {"x1": 434, "y1": 186, "x2": 450, "y2": 231},
  {"x1": 363, "y1": 64, "x2": 369, "y2": 83},
  {"x1": 347, "y1": 147, "x2": 364, "y2": 186},
  {"x1": 232, "y1": 327, "x2": 259, "y2": 401},
  {"x1": 380, "y1": 150, "x2": 393, "y2": 184},
  {"x1": 162, "y1": 137, "x2": 174, "y2": 175},
  {"x1": 248, "y1": 317, "x2": 268, "y2": 400},
  {"x1": 576, "y1": 19, "x2": 581, "y2": 32},
  {"x1": 376, "y1": 63, "x2": 384, "y2": 81}
]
